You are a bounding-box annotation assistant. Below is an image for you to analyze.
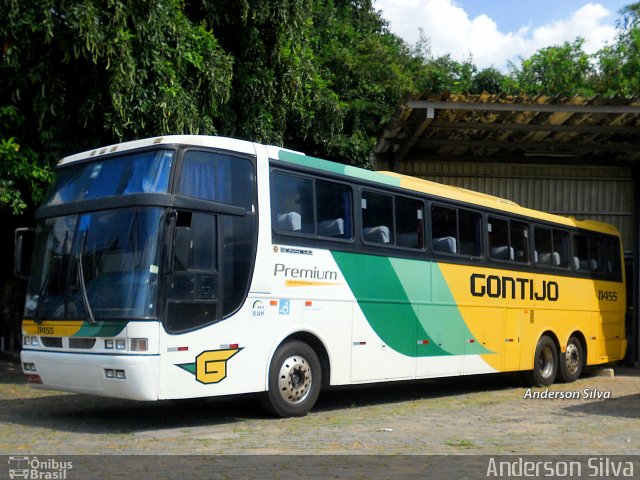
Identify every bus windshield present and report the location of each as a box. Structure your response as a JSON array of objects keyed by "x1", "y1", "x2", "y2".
[
  {"x1": 25, "y1": 207, "x2": 164, "y2": 320},
  {"x1": 41, "y1": 149, "x2": 174, "y2": 206}
]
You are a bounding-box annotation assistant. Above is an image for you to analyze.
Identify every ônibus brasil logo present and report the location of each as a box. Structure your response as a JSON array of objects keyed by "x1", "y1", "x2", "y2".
[{"x1": 8, "y1": 456, "x2": 73, "y2": 479}]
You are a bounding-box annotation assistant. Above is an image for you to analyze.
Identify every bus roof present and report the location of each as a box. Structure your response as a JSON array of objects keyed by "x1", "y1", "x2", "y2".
[
  {"x1": 276, "y1": 150, "x2": 621, "y2": 237},
  {"x1": 57, "y1": 135, "x2": 620, "y2": 238}
]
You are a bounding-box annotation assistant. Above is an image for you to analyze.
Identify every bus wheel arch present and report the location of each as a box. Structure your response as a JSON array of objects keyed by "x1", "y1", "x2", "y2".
[
  {"x1": 283, "y1": 332, "x2": 331, "y2": 389},
  {"x1": 524, "y1": 332, "x2": 559, "y2": 387},
  {"x1": 260, "y1": 334, "x2": 327, "y2": 417},
  {"x1": 557, "y1": 332, "x2": 586, "y2": 383}
]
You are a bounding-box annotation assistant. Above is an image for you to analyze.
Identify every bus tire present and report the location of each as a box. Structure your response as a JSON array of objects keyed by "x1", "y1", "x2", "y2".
[
  {"x1": 261, "y1": 340, "x2": 321, "y2": 417},
  {"x1": 557, "y1": 335, "x2": 583, "y2": 383},
  {"x1": 524, "y1": 335, "x2": 558, "y2": 387}
]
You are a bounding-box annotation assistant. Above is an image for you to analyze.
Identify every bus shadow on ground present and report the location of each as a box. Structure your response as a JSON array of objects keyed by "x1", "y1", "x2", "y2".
[
  {"x1": 0, "y1": 364, "x2": 522, "y2": 435},
  {"x1": 562, "y1": 393, "x2": 640, "y2": 419}
]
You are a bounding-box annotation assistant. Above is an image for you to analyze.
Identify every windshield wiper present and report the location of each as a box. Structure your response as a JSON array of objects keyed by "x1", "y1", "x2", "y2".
[
  {"x1": 35, "y1": 230, "x2": 69, "y2": 324},
  {"x1": 77, "y1": 231, "x2": 97, "y2": 325},
  {"x1": 33, "y1": 269, "x2": 50, "y2": 324}
]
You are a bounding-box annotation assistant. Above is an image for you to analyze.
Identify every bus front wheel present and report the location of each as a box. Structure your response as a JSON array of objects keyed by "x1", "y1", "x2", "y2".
[
  {"x1": 261, "y1": 340, "x2": 322, "y2": 417},
  {"x1": 557, "y1": 335, "x2": 583, "y2": 383},
  {"x1": 524, "y1": 335, "x2": 558, "y2": 387}
]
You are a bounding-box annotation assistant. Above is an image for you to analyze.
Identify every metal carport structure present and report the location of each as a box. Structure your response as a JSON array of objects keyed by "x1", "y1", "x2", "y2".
[{"x1": 372, "y1": 92, "x2": 640, "y2": 365}]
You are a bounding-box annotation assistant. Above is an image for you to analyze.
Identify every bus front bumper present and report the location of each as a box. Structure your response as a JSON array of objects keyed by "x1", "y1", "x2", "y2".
[{"x1": 20, "y1": 349, "x2": 160, "y2": 401}]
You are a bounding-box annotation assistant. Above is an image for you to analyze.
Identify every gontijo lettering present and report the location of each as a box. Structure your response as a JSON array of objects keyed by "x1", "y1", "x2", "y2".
[{"x1": 470, "y1": 273, "x2": 559, "y2": 301}]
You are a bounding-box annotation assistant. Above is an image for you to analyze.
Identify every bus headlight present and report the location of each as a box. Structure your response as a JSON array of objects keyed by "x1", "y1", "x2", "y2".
[
  {"x1": 131, "y1": 338, "x2": 148, "y2": 352},
  {"x1": 23, "y1": 336, "x2": 39, "y2": 346}
]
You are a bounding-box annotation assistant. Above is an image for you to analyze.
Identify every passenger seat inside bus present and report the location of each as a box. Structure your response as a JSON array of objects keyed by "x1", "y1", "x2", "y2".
[
  {"x1": 490, "y1": 245, "x2": 514, "y2": 260},
  {"x1": 363, "y1": 225, "x2": 390, "y2": 243},
  {"x1": 318, "y1": 218, "x2": 344, "y2": 237},
  {"x1": 432, "y1": 236, "x2": 457, "y2": 254},
  {"x1": 277, "y1": 212, "x2": 301, "y2": 231}
]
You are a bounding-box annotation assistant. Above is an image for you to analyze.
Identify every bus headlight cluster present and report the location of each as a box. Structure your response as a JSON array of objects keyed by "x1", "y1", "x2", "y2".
[
  {"x1": 23, "y1": 363, "x2": 36, "y2": 372},
  {"x1": 104, "y1": 338, "x2": 148, "y2": 352},
  {"x1": 23, "y1": 336, "x2": 39, "y2": 346}
]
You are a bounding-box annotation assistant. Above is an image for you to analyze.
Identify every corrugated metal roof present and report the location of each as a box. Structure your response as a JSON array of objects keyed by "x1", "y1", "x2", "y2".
[{"x1": 373, "y1": 92, "x2": 640, "y2": 168}]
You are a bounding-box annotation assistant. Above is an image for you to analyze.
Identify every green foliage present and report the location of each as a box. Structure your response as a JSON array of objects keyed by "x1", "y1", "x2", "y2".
[
  {"x1": 510, "y1": 39, "x2": 595, "y2": 96},
  {"x1": 1, "y1": 0, "x2": 640, "y2": 214},
  {"x1": 470, "y1": 68, "x2": 509, "y2": 94},
  {"x1": 0, "y1": 107, "x2": 51, "y2": 214},
  {"x1": 594, "y1": 2, "x2": 640, "y2": 96}
]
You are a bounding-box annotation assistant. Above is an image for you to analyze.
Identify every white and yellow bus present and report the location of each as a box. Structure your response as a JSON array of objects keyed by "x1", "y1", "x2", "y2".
[{"x1": 16, "y1": 135, "x2": 626, "y2": 417}]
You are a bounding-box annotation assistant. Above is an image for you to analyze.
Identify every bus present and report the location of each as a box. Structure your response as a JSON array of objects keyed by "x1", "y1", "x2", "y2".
[{"x1": 15, "y1": 135, "x2": 626, "y2": 417}]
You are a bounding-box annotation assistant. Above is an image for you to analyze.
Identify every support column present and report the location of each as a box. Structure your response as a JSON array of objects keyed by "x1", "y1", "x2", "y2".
[{"x1": 629, "y1": 166, "x2": 640, "y2": 366}]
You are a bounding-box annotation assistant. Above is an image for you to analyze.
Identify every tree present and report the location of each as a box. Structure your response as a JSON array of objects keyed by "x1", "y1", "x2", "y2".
[
  {"x1": 510, "y1": 39, "x2": 595, "y2": 96},
  {"x1": 594, "y1": 2, "x2": 640, "y2": 96},
  {"x1": 1, "y1": 0, "x2": 234, "y2": 213}
]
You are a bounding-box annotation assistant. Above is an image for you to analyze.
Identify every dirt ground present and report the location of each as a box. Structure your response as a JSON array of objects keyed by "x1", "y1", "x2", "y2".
[{"x1": 1, "y1": 357, "x2": 639, "y2": 457}]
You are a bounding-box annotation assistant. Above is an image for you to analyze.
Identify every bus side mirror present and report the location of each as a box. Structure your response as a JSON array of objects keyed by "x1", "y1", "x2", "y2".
[
  {"x1": 14, "y1": 228, "x2": 35, "y2": 279},
  {"x1": 173, "y1": 226, "x2": 191, "y2": 271}
]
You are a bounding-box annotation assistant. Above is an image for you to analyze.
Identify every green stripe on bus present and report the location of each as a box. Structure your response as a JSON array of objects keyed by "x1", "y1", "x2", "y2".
[
  {"x1": 331, "y1": 251, "x2": 491, "y2": 357},
  {"x1": 277, "y1": 151, "x2": 401, "y2": 187}
]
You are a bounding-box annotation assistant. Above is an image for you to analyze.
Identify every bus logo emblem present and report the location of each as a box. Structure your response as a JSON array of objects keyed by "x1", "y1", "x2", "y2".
[{"x1": 177, "y1": 348, "x2": 242, "y2": 384}]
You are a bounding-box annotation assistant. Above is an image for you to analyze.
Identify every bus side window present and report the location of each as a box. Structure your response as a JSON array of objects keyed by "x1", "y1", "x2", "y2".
[
  {"x1": 488, "y1": 217, "x2": 511, "y2": 260},
  {"x1": 589, "y1": 236, "x2": 604, "y2": 273},
  {"x1": 431, "y1": 205, "x2": 457, "y2": 254},
  {"x1": 431, "y1": 206, "x2": 481, "y2": 256},
  {"x1": 396, "y1": 197, "x2": 424, "y2": 249},
  {"x1": 552, "y1": 229, "x2": 569, "y2": 268},
  {"x1": 573, "y1": 234, "x2": 589, "y2": 271},
  {"x1": 362, "y1": 191, "x2": 394, "y2": 244},
  {"x1": 511, "y1": 221, "x2": 530, "y2": 263},
  {"x1": 272, "y1": 173, "x2": 313, "y2": 234},
  {"x1": 317, "y1": 180, "x2": 352, "y2": 239},
  {"x1": 534, "y1": 227, "x2": 553, "y2": 265},
  {"x1": 458, "y1": 209, "x2": 482, "y2": 256},
  {"x1": 603, "y1": 237, "x2": 621, "y2": 277}
]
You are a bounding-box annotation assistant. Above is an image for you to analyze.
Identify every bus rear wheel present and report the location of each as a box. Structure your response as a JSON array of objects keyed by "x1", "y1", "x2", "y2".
[
  {"x1": 524, "y1": 335, "x2": 558, "y2": 387},
  {"x1": 557, "y1": 335, "x2": 583, "y2": 383},
  {"x1": 261, "y1": 340, "x2": 321, "y2": 417}
]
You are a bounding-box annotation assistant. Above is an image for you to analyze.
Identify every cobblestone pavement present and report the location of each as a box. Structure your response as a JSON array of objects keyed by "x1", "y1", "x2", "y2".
[{"x1": 1, "y1": 359, "x2": 639, "y2": 456}]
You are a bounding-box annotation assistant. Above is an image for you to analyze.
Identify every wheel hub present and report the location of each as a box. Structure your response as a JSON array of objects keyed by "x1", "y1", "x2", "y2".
[
  {"x1": 538, "y1": 345, "x2": 554, "y2": 379},
  {"x1": 278, "y1": 355, "x2": 312, "y2": 405},
  {"x1": 565, "y1": 343, "x2": 580, "y2": 375}
]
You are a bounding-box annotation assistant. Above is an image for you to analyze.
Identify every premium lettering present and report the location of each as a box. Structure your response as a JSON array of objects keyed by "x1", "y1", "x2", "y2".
[
  {"x1": 470, "y1": 273, "x2": 559, "y2": 301},
  {"x1": 274, "y1": 263, "x2": 338, "y2": 281}
]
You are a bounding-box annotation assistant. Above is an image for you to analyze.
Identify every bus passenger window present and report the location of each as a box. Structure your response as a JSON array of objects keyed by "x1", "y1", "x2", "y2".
[
  {"x1": 553, "y1": 230, "x2": 569, "y2": 268},
  {"x1": 431, "y1": 206, "x2": 457, "y2": 253},
  {"x1": 573, "y1": 234, "x2": 589, "y2": 271},
  {"x1": 589, "y1": 236, "x2": 604, "y2": 273},
  {"x1": 459, "y1": 210, "x2": 482, "y2": 256},
  {"x1": 273, "y1": 173, "x2": 313, "y2": 234},
  {"x1": 511, "y1": 221, "x2": 530, "y2": 263},
  {"x1": 488, "y1": 218, "x2": 511, "y2": 260},
  {"x1": 603, "y1": 238, "x2": 621, "y2": 277},
  {"x1": 362, "y1": 191, "x2": 393, "y2": 244},
  {"x1": 534, "y1": 228, "x2": 553, "y2": 265},
  {"x1": 431, "y1": 206, "x2": 481, "y2": 256},
  {"x1": 317, "y1": 181, "x2": 352, "y2": 239},
  {"x1": 396, "y1": 197, "x2": 424, "y2": 249}
]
